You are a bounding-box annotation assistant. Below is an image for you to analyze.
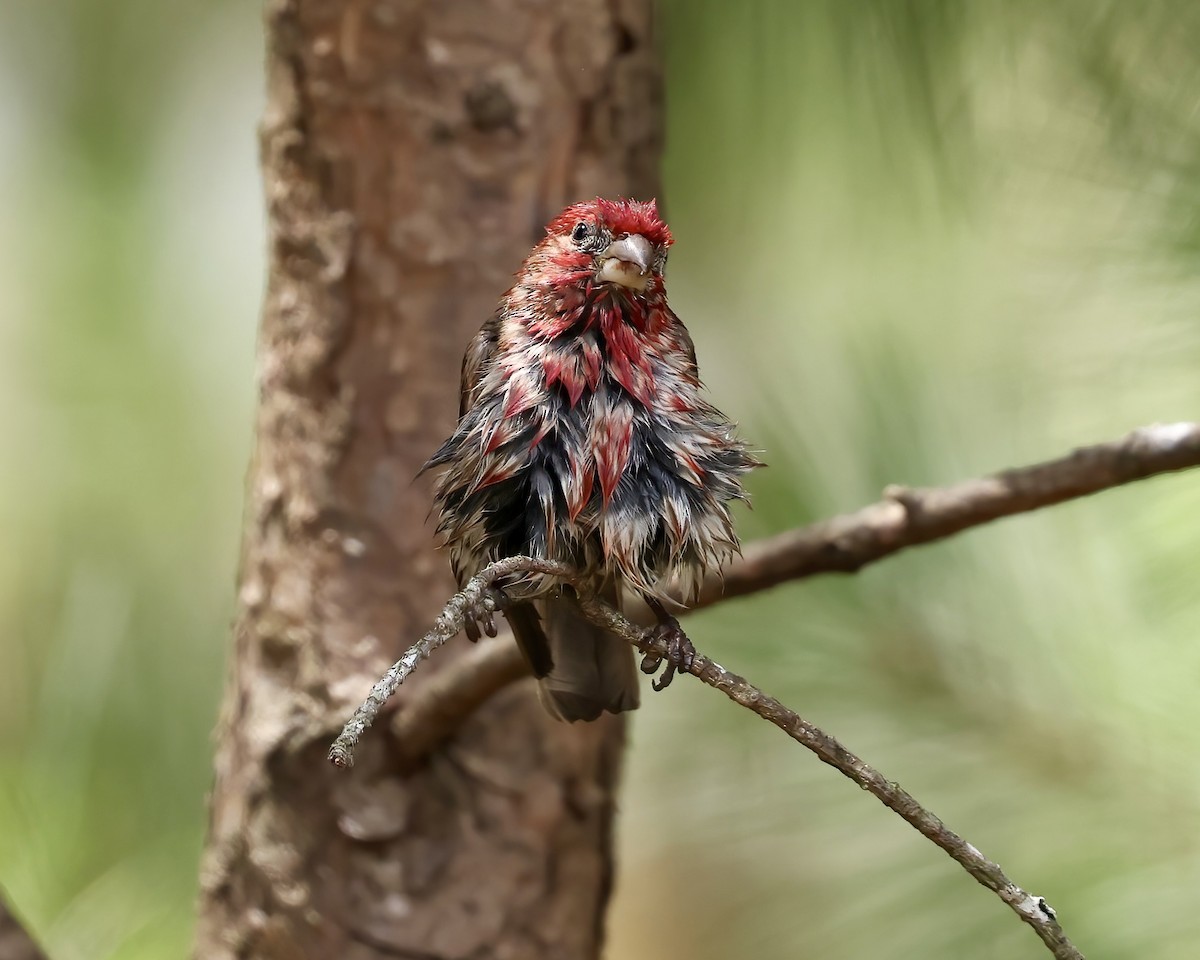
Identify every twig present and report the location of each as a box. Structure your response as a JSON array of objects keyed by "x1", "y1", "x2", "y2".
[
  {"x1": 700, "y1": 420, "x2": 1200, "y2": 605},
  {"x1": 332, "y1": 557, "x2": 1085, "y2": 958},
  {"x1": 371, "y1": 421, "x2": 1200, "y2": 758},
  {"x1": 335, "y1": 422, "x2": 1200, "y2": 951},
  {"x1": 388, "y1": 636, "x2": 528, "y2": 767},
  {"x1": 328, "y1": 556, "x2": 570, "y2": 767},
  {"x1": 576, "y1": 594, "x2": 1084, "y2": 960}
]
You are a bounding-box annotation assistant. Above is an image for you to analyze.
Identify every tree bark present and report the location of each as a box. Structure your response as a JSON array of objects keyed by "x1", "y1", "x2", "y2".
[{"x1": 194, "y1": 3, "x2": 661, "y2": 958}]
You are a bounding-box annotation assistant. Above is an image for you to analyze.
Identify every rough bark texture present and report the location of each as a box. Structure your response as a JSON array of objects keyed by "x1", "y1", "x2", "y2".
[{"x1": 194, "y1": 3, "x2": 662, "y2": 958}]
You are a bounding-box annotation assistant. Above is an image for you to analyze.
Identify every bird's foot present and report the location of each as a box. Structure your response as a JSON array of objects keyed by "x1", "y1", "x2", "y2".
[
  {"x1": 639, "y1": 608, "x2": 696, "y2": 692},
  {"x1": 464, "y1": 586, "x2": 509, "y2": 642}
]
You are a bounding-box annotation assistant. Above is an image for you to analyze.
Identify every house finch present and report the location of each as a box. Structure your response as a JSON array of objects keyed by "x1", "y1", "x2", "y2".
[{"x1": 424, "y1": 198, "x2": 758, "y2": 721}]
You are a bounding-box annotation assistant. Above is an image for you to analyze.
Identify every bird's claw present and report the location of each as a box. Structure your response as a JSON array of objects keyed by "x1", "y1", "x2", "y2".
[
  {"x1": 464, "y1": 586, "x2": 508, "y2": 642},
  {"x1": 639, "y1": 614, "x2": 695, "y2": 692}
]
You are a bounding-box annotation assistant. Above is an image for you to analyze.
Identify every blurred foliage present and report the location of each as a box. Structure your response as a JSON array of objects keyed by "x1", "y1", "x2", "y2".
[
  {"x1": 0, "y1": 1, "x2": 261, "y2": 958},
  {"x1": 2, "y1": 1, "x2": 1200, "y2": 959}
]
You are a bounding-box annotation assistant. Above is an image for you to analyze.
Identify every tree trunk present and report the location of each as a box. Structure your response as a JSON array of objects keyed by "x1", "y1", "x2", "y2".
[{"x1": 194, "y1": 2, "x2": 661, "y2": 958}]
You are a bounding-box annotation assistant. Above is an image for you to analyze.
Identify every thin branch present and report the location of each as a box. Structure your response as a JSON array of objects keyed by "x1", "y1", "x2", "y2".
[
  {"x1": 575, "y1": 594, "x2": 1083, "y2": 960},
  {"x1": 333, "y1": 423, "x2": 1200, "y2": 951},
  {"x1": 328, "y1": 556, "x2": 570, "y2": 767},
  {"x1": 700, "y1": 420, "x2": 1200, "y2": 606},
  {"x1": 333, "y1": 557, "x2": 1085, "y2": 959},
  {"x1": 376, "y1": 421, "x2": 1200, "y2": 758},
  {"x1": 388, "y1": 636, "x2": 528, "y2": 767}
]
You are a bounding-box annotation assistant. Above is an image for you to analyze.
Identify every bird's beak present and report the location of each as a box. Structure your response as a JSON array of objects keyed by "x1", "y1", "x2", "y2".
[{"x1": 597, "y1": 234, "x2": 655, "y2": 291}]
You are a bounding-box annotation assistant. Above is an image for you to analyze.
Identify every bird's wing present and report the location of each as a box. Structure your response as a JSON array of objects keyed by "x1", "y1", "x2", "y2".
[
  {"x1": 459, "y1": 309, "x2": 504, "y2": 419},
  {"x1": 666, "y1": 306, "x2": 699, "y2": 374},
  {"x1": 418, "y1": 309, "x2": 504, "y2": 479}
]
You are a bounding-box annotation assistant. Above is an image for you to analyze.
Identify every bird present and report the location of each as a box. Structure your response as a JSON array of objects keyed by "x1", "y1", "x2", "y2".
[{"x1": 422, "y1": 198, "x2": 759, "y2": 721}]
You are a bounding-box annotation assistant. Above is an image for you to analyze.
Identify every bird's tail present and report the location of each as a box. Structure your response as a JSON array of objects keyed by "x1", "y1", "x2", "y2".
[{"x1": 505, "y1": 592, "x2": 639, "y2": 722}]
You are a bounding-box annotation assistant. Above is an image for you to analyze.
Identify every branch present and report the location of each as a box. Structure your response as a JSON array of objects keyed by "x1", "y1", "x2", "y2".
[
  {"x1": 369, "y1": 421, "x2": 1200, "y2": 756},
  {"x1": 701, "y1": 421, "x2": 1200, "y2": 605},
  {"x1": 328, "y1": 556, "x2": 571, "y2": 768},
  {"x1": 332, "y1": 557, "x2": 1085, "y2": 959},
  {"x1": 577, "y1": 594, "x2": 1083, "y2": 960},
  {"x1": 332, "y1": 423, "x2": 1200, "y2": 954},
  {"x1": 388, "y1": 636, "x2": 527, "y2": 767}
]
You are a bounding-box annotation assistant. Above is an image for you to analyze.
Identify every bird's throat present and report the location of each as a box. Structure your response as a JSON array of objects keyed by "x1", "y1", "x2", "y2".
[{"x1": 536, "y1": 291, "x2": 659, "y2": 410}]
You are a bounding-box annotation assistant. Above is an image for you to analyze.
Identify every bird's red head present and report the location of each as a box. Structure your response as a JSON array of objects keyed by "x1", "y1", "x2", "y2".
[
  {"x1": 532, "y1": 198, "x2": 673, "y2": 296},
  {"x1": 546, "y1": 198, "x2": 673, "y2": 250}
]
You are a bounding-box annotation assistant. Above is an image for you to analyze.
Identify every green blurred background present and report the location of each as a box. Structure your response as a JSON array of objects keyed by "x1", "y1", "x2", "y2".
[{"x1": 3, "y1": 3, "x2": 1200, "y2": 958}]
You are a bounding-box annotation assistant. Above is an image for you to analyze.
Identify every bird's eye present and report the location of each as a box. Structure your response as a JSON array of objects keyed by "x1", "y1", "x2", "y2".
[{"x1": 571, "y1": 221, "x2": 591, "y2": 244}]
